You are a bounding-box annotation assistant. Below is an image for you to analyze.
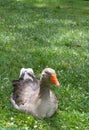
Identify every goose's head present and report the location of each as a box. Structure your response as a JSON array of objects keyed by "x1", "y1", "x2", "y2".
[{"x1": 41, "y1": 68, "x2": 60, "y2": 86}]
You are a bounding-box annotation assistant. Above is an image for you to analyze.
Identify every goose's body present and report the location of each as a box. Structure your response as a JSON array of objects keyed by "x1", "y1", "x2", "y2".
[{"x1": 11, "y1": 68, "x2": 60, "y2": 119}]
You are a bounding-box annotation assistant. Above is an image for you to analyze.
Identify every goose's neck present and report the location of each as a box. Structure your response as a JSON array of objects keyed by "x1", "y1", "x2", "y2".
[{"x1": 39, "y1": 79, "x2": 50, "y2": 99}]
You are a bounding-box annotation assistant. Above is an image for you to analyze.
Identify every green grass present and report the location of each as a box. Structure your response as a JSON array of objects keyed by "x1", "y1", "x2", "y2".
[{"x1": 0, "y1": 0, "x2": 89, "y2": 129}]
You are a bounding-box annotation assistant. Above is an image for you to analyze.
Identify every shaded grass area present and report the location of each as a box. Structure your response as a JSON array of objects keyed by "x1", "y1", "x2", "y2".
[{"x1": 0, "y1": 0, "x2": 89, "y2": 129}]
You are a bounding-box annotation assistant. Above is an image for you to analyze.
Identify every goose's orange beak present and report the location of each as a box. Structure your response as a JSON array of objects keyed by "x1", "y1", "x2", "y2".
[{"x1": 50, "y1": 74, "x2": 60, "y2": 86}]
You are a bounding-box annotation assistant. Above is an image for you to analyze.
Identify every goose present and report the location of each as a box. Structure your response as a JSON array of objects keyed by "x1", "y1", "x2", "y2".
[{"x1": 10, "y1": 68, "x2": 60, "y2": 119}]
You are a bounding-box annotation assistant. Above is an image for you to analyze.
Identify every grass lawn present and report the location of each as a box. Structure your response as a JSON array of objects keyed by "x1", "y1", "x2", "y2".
[{"x1": 0, "y1": 0, "x2": 89, "y2": 129}]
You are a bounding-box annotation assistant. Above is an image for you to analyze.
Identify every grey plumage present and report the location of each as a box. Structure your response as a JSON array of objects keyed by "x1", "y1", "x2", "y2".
[{"x1": 11, "y1": 68, "x2": 59, "y2": 119}]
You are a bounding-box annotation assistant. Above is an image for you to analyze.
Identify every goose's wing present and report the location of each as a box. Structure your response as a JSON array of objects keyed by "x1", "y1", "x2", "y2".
[
  {"x1": 12, "y1": 77, "x2": 39, "y2": 106},
  {"x1": 19, "y1": 68, "x2": 34, "y2": 80}
]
